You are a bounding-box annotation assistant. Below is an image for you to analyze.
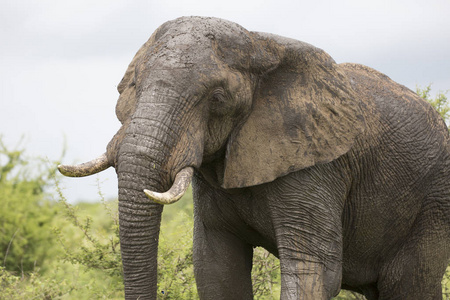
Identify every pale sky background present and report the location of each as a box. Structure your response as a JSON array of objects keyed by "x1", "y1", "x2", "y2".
[{"x1": 1, "y1": 0, "x2": 449, "y2": 203}]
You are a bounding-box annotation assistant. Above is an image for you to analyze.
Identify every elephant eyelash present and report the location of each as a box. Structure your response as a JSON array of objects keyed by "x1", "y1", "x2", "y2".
[
  {"x1": 210, "y1": 88, "x2": 227, "y2": 103},
  {"x1": 208, "y1": 88, "x2": 233, "y2": 116},
  {"x1": 130, "y1": 65, "x2": 139, "y2": 87},
  {"x1": 211, "y1": 93, "x2": 226, "y2": 103}
]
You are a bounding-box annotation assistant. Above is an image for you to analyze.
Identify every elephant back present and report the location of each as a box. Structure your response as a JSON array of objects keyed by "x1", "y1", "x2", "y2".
[{"x1": 340, "y1": 62, "x2": 449, "y2": 181}]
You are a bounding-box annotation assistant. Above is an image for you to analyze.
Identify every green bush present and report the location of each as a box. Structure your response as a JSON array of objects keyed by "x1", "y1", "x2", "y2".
[
  {"x1": 157, "y1": 212, "x2": 197, "y2": 299},
  {"x1": 417, "y1": 85, "x2": 450, "y2": 127},
  {"x1": 251, "y1": 247, "x2": 280, "y2": 299},
  {"x1": 0, "y1": 138, "x2": 125, "y2": 299},
  {"x1": 0, "y1": 139, "x2": 59, "y2": 275},
  {"x1": 443, "y1": 267, "x2": 450, "y2": 300},
  {"x1": 54, "y1": 184, "x2": 122, "y2": 278},
  {"x1": 52, "y1": 178, "x2": 124, "y2": 299},
  {"x1": 0, "y1": 266, "x2": 64, "y2": 299}
]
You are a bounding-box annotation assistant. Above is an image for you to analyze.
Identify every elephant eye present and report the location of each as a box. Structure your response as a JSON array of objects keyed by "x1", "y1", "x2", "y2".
[
  {"x1": 210, "y1": 88, "x2": 226, "y2": 105},
  {"x1": 129, "y1": 76, "x2": 136, "y2": 88},
  {"x1": 209, "y1": 88, "x2": 231, "y2": 116}
]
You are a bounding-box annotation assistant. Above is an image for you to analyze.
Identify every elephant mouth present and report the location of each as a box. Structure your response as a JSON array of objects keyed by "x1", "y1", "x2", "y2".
[{"x1": 58, "y1": 156, "x2": 194, "y2": 205}]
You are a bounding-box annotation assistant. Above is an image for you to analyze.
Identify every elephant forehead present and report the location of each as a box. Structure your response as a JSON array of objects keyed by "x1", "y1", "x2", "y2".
[
  {"x1": 158, "y1": 16, "x2": 249, "y2": 40},
  {"x1": 142, "y1": 36, "x2": 212, "y2": 70},
  {"x1": 146, "y1": 17, "x2": 250, "y2": 58}
]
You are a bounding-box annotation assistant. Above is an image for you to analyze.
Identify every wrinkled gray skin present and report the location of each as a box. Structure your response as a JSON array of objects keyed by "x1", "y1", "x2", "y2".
[{"x1": 61, "y1": 17, "x2": 450, "y2": 299}]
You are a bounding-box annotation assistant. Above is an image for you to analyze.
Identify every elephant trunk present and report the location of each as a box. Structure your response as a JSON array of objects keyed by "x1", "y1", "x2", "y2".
[
  {"x1": 117, "y1": 98, "x2": 197, "y2": 299},
  {"x1": 118, "y1": 168, "x2": 193, "y2": 299},
  {"x1": 118, "y1": 164, "x2": 163, "y2": 299},
  {"x1": 117, "y1": 141, "x2": 169, "y2": 299}
]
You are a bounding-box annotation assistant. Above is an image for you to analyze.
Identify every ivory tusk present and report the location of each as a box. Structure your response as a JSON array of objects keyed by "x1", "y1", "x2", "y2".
[
  {"x1": 144, "y1": 167, "x2": 194, "y2": 205},
  {"x1": 58, "y1": 153, "x2": 111, "y2": 177}
]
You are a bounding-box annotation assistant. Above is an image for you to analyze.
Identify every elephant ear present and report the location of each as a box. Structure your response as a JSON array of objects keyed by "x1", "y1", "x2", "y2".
[{"x1": 222, "y1": 32, "x2": 365, "y2": 189}]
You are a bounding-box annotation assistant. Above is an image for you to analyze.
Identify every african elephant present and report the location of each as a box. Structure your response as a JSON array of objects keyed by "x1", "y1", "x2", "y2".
[{"x1": 58, "y1": 17, "x2": 450, "y2": 300}]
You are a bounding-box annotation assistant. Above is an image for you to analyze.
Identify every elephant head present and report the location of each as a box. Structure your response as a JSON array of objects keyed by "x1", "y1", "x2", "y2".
[{"x1": 59, "y1": 17, "x2": 364, "y2": 299}]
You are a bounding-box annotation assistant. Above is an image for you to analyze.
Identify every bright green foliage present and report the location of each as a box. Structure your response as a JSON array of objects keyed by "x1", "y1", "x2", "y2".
[
  {"x1": 333, "y1": 290, "x2": 367, "y2": 299},
  {"x1": 157, "y1": 212, "x2": 197, "y2": 299},
  {"x1": 417, "y1": 85, "x2": 450, "y2": 126},
  {"x1": 0, "y1": 266, "x2": 64, "y2": 299},
  {"x1": 54, "y1": 182, "x2": 122, "y2": 278},
  {"x1": 0, "y1": 137, "x2": 125, "y2": 299},
  {"x1": 252, "y1": 247, "x2": 280, "y2": 299},
  {"x1": 0, "y1": 138, "x2": 59, "y2": 274},
  {"x1": 443, "y1": 266, "x2": 450, "y2": 300},
  {"x1": 51, "y1": 178, "x2": 124, "y2": 298}
]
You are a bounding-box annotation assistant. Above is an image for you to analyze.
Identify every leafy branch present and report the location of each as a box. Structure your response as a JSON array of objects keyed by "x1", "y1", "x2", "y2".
[
  {"x1": 417, "y1": 84, "x2": 450, "y2": 127},
  {"x1": 52, "y1": 175, "x2": 122, "y2": 277}
]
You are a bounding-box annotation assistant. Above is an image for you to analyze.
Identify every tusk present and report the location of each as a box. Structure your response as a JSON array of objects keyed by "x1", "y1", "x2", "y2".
[
  {"x1": 144, "y1": 167, "x2": 194, "y2": 205},
  {"x1": 58, "y1": 153, "x2": 111, "y2": 177}
]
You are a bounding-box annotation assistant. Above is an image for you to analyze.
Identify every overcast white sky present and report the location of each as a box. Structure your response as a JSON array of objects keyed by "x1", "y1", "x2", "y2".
[{"x1": 1, "y1": 0, "x2": 449, "y2": 203}]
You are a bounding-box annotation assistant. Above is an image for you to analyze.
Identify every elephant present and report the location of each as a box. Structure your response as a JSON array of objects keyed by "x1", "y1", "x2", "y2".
[{"x1": 58, "y1": 16, "x2": 450, "y2": 300}]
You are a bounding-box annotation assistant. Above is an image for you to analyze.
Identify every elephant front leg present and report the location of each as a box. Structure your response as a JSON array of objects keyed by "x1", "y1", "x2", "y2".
[
  {"x1": 266, "y1": 169, "x2": 347, "y2": 299},
  {"x1": 279, "y1": 254, "x2": 342, "y2": 300},
  {"x1": 273, "y1": 205, "x2": 344, "y2": 300},
  {"x1": 193, "y1": 218, "x2": 254, "y2": 300},
  {"x1": 274, "y1": 206, "x2": 344, "y2": 300}
]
